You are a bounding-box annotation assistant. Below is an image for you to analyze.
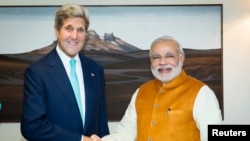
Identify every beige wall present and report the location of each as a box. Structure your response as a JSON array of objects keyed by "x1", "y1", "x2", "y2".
[{"x1": 1, "y1": 0, "x2": 250, "y2": 140}]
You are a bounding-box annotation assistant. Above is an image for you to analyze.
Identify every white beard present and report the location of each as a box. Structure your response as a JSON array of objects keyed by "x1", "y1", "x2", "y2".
[{"x1": 151, "y1": 61, "x2": 183, "y2": 83}]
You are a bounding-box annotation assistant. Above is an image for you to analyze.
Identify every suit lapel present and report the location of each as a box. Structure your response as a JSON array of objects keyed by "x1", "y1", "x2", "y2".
[
  {"x1": 47, "y1": 49, "x2": 83, "y2": 126},
  {"x1": 79, "y1": 54, "x2": 96, "y2": 129}
]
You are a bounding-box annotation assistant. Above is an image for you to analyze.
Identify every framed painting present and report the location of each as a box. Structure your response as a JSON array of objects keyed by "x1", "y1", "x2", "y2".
[{"x1": 0, "y1": 4, "x2": 223, "y2": 122}]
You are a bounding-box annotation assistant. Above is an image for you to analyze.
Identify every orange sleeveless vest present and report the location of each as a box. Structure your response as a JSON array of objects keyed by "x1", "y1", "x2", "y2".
[{"x1": 136, "y1": 70, "x2": 204, "y2": 141}]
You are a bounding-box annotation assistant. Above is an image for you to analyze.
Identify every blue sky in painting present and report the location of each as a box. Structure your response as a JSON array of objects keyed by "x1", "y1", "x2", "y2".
[{"x1": 0, "y1": 5, "x2": 221, "y2": 53}]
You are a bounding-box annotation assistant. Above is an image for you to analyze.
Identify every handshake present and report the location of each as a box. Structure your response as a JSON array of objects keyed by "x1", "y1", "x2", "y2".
[{"x1": 84, "y1": 134, "x2": 102, "y2": 141}]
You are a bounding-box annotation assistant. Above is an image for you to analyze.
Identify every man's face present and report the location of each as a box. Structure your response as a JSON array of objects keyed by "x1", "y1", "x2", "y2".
[
  {"x1": 55, "y1": 17, "x2": 86, "y2": 58},
  {"x1": 150, "y1": 40, "x2": 184, "y2": 83}
]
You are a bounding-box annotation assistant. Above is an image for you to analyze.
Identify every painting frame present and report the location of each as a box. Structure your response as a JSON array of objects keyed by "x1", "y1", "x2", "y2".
[{"x1": 0, "y1": 4, "x2": 223, "y2": 122}]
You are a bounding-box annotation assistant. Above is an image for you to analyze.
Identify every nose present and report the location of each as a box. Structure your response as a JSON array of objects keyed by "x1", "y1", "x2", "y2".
[
  {"x1": 70, "y1": 30, "x2": 78, "y2": 39},
  {"x1": 159, "y1": 57, "x2": 168, "y2": 65}
]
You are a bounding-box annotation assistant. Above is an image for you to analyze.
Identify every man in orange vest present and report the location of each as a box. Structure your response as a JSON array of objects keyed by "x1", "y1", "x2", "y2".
[{"x1": 101, "y1": 35, "x2": 222, "y2": 141}]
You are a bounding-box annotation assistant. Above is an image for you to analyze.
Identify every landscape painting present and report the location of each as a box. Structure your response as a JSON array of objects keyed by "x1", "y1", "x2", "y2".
[{"x1": 0, "y1": 5, "x2": 223, "y2": 122}]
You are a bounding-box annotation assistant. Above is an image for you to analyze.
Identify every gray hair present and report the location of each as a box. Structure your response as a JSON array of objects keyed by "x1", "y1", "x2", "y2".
[
  {"x1": 54, "y1": 3, "x2": 90, "y2": 31},
  {"x1": 149, "y1": 35, "x2": 184, "y2": 56}
]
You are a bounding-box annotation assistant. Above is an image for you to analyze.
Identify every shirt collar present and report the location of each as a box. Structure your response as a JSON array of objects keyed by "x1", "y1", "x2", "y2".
[{"x1": 56, "y1": 45, "x2": 80, "y2": 64}]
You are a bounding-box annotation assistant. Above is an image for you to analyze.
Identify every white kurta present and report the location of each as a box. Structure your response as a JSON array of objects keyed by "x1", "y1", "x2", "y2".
[{"x1": 102, "y1": 85, "x2": 222, "y2": 141}]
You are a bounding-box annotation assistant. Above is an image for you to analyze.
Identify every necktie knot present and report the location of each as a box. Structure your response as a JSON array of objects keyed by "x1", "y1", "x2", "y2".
[
  {"x1": 70, "y1": 59, "x2": 76, "y2": 70},
  {"x1": 70, "y1": 59, "x2": 78, "y2": 85}
]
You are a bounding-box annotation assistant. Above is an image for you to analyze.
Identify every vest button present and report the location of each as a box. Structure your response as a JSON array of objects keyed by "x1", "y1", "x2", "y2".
[
  {"x1": 159, "y1": 89, "x2": 164, "y2": 94},
  {"x1": 151, "y1": 120, "x2": 156, "y2": 126},
  {"x1": 154, "y1": 104, "x2": 159, "y2": 109},
  {"x1": 148, "y1": 137, "x2": 153, "y2": 141}
]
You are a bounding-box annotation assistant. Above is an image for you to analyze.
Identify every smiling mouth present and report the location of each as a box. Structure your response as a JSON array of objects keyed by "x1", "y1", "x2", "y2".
[
  {"x1": 68, "y1": 41, "x2": 77, "y2": 45},
  {"x1": 158, "y1": 67, "x2": 172, "y2": 73}
]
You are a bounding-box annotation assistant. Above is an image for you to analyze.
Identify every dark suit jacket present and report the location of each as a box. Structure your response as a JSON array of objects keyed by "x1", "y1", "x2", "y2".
[{"x1": 21, "y1": 47, "x2": 109, "y2": 141}]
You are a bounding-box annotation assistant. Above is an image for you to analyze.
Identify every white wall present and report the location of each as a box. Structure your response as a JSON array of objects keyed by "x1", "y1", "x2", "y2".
[{"x1": 1, "y1": 0, "x2": 250, "y2": 140}]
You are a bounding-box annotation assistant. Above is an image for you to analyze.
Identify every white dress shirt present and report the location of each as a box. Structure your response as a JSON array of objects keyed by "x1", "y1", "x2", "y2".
[{"x1": 56, "y1": 46, "x2": 86, "y2": 123}]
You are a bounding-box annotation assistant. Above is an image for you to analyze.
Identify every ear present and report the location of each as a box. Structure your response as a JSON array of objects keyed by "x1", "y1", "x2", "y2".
[{"x1": 180, "y1": 53, "x2": 185, "y2": 63}]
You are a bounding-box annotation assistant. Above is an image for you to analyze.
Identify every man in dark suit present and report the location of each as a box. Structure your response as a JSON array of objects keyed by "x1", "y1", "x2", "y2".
[{"x1": 21, "y1": 3, "x2": 109, "y2": 141}]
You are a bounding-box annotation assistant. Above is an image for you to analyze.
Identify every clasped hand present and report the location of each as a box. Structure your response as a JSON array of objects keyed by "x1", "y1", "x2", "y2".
[{"x1": 84, "y1": 134, "x2": 101, "y2": 141}]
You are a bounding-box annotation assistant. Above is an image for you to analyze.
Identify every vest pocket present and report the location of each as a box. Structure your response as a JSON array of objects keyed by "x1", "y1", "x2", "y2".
[
  {"x1": 166, "y1": 109, "x2": 193, "y2": 124},
  {"x1": 167, "y1": 109, "x2": 184, "y2": 117}
]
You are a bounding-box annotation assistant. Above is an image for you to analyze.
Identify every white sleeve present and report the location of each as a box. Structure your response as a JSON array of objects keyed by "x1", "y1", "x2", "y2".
[
  {"x1": 193, "y1": 85, "x2": 222, "y2": 141},
  {"x1": 102, "y1": 89, "x2": 138, "y2": 141}
]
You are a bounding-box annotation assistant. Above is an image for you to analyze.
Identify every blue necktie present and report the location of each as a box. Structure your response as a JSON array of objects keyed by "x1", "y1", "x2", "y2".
[{"x1": 69, "y1": 59, "x2": 84, "y2": 126}]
